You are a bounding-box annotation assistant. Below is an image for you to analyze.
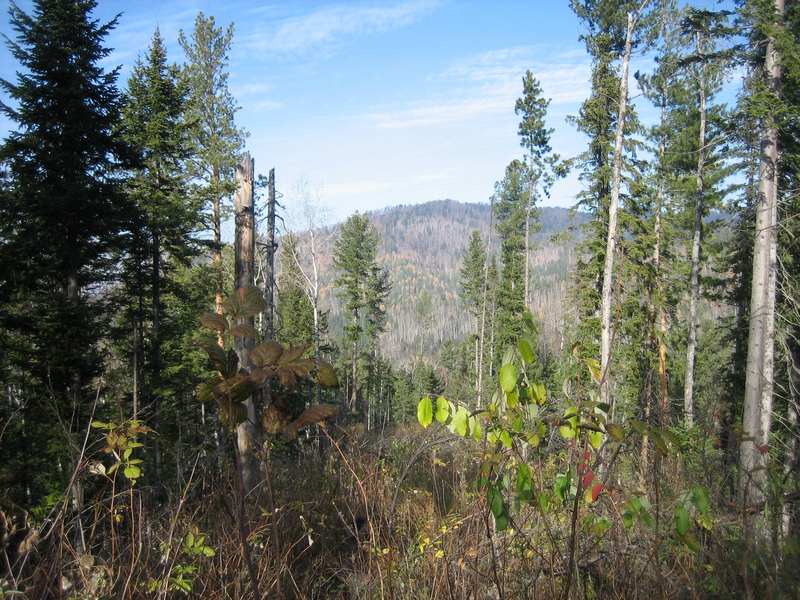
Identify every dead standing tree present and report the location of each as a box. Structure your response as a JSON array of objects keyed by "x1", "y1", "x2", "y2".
[{"x1": 233, "y1": 152, "x2": 261, "y2": 493}]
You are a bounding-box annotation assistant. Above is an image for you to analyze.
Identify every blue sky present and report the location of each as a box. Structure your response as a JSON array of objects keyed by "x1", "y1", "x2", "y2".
[{"x1": 0, "y1": 0, "x2": 726, "y2": 222}]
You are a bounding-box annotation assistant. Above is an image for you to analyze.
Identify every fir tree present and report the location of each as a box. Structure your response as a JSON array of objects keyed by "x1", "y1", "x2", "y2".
[
  {"x1": 333, "y1": 213, "x2": 391, "y2": 416},
  {"x1": 0, "y1": 0, "x2": 135, "y2": 506}
]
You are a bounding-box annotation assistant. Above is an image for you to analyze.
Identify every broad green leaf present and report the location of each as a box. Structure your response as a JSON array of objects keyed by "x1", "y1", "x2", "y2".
[
  {"x1": 531, "y1": 381, "x2": 546, "y2": 404},
  {"x1": 588, "y1": 429, "x2": 603, "y2": 449},
  {"x1": 124, "y1": 465, "x2": 141, "y2": 480},
  {"x1": 495, "y1": 512, "x2": 510, "y2": 531},
  {"x1": 652, "y1": 427, "x2": 683, "y2": 450},
  {"x1": 499, "y1": 364, "x2": 517, "y2": 393},
  {"x1": 506, "y1": 389, "x2": 518, "y2": 408},
  {"x1": 488, "y1": 486, "x2": 504, "y2": 517},
  {"x1": 453, "y1": 407, "x2": 468, "y2": 436},
  {"x1": 693, "y1": 485, "x2": 710, "y2": 514},
  {"x1": 526, "y1": 403, "x2": 539, "y2": 419},
  {"x1": 517, "y1": 338, "x2": 534, "y2": 364},
  {"x1": 651, "y1": 431, "x2": 670, "y2": 455},
  {"x1": 622, "y1": 512, "x2": 634, "y2": 529},
  {"x1": 499, "y1": 430, "x2": 513, "y2": 449},
  {"x1": 607, "y1": 423, "x2": 626, "y2": 442},
  {"x1": 418, "y1": 396, "x2": 433, "y2": 428},
  {"x1": 585, "y1": 358, "x2": 601, "y2": 382},
  {"x1": 435, "y1": 396, "x2": 450, "y2": 423},
  {"x1": 630, "y1": 420, "x2": 647, "y2": 435},
  {"x1": 195, "y1": 341, "x2": 228, "y2": 373},
  {"x1": 674, "y1": 505, "x2": 690, "y2": 537},
  {"x1": 538, "y1": 492, "x2": 550, "y2": 513},
  {"x1": 472, "y1": 418, "x2": 482, "y2": 442},
  {"x1": 682, "y1": 531, "x2": 701, "y2": 553}
]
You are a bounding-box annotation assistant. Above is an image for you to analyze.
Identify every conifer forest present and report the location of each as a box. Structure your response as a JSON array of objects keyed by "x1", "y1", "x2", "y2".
[{"x1": 2, "y1": 1, "x2": 800, "y2": 598}]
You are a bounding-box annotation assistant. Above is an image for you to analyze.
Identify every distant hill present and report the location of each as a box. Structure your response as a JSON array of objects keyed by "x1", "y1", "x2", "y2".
[{"x1": 279, "y1": 199, "x2": 587, "y2": 366}]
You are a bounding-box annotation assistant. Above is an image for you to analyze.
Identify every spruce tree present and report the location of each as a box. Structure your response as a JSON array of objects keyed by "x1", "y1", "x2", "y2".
[
  {"x1": 492, "y1": 159, "x2": 530, "y2": 357},
  {"x1": 333, "y1": 213, "x2": 391, "y2": 416},
  {"x1": 0, "y1": 0, "x2": 134, "y2": 505},
  {"x1": 118, "y1": 28, "x2": 203, "y2": 490},
  {"x1": 119, "y1": 28, "x2": 201, "y2": 414}
]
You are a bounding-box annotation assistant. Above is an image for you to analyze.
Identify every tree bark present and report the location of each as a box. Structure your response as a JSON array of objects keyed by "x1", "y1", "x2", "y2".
[
  {"x1": 600, "y1": 7, "x2": 644, "y2": 416},
  {"x1": 740, "y1": 0, "x2": 783, "y2": 506},
  {"x1": 234, "y1": 153, "x2": 261, "y2": 494}
]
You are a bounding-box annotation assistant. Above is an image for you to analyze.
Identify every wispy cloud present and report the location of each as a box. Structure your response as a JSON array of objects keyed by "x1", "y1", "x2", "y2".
[
  {"x1": 358, "y1": 45, "x2": 590, "y2": 130},
  {"x1": 242, "y1": 0, "x2": 440, "y2": 58}
]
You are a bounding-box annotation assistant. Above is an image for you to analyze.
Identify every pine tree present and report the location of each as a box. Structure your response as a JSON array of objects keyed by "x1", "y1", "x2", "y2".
[
  {"x1": 333, "y1": 213, "x2": 391, "y2": 416},
  {"x1": 179, "y1": 13, "x2": 248, "y2": 318},
  {"x1": 0, "y1": 0, "x2": 135, "y2": 510},
  {"x1": 515, "y1": 70, "x2": 561, "y2": 308}
]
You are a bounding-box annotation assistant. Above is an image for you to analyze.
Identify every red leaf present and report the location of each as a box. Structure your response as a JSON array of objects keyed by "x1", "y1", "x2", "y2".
[
  {"x1": 583, "y1": 471, "x2": 595, "y2": 490},
  {"x1": 591, "y1": 482, "x2": 605, "y2": 503}
]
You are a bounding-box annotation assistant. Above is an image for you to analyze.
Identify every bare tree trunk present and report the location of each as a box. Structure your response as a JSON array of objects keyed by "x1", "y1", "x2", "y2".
[
  {"x1": 477, "y1": 201, "x2": 494, "y2": 408},
  {"x1": 601, "y1": 6, "x2": 646, "y2": 417},
  {"x1": 684, "y1": 32, "x2": 709, "y2": 427},
  {"x1": 265, "y1": 168, "x2": 276, "y2": 338},
  {"x1": 740, "y1": 0, "x2": 783, "y2": 506},
  {"x1": 234, "y1": 153, "x2": 261, "y2": 495}
]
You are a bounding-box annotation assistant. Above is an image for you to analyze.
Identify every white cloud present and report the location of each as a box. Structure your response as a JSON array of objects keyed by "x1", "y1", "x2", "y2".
[
  {"x1": 242, "y1": 0, "x2": 441, "y2": 58},
  {"x1": 356, "y1": 46, "x2": 590, "y2": 130}
]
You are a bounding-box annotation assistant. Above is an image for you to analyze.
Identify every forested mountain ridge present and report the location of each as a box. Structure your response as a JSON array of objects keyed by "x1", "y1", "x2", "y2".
[{"x1": 285, "y1": 199, "x2": 587, "y2": 364}]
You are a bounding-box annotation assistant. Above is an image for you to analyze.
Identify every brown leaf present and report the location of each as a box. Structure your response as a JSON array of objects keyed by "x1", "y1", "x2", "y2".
[
  {"x1": 251, "y1": 341, "x2": 283, "y2": 368},
  {"x1": 222, "y1": 285, "x2": 268, "y2": 320},
  {"x1": 279, "y1": 423, "x2": 299, "y2": 442},
  {"x1": 262, "y1": 401, "x2": 293, "y2": 435},
  {"x1": 220, "y1": 402, "x2": 248, "y2": 427},
  {"x1": 291, "y1": 404, "x2": 340, "y2": 431},
  {"x1": 289, "y1": 359, "x2": 316, "y2": 378},
  {"x1": 229, "y1": 324, "x2": 260, "y2": 340},
  {"x1": 279, "y1": 343, "x2": 311, "y2": 365},
  {"x1": 200, "y1": 312, "x2": 230, "y2": 332},
  {"x1": 250, "y1": 366, "x2": 275, "y2": 385},
  {"x1": 277, "y1": 367, "x2": 298, "y2": 390}
]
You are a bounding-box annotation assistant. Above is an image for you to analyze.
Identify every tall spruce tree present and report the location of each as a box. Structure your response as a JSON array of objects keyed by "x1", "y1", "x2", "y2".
[
  {"x1": 119, "y1": 28, "x2": 202, "y2": 489},
  {"x1": 0, "y1": 0, "x2": 134, "y2": 507},
  {"x1": 492, "y1": 160, "x2": 532, "y2": 358},
  {"x1": 333, "y1": 213, "x2": 390, "y2": 416}
]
